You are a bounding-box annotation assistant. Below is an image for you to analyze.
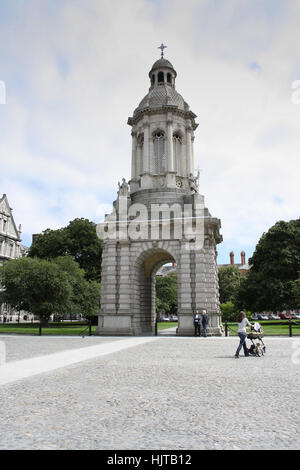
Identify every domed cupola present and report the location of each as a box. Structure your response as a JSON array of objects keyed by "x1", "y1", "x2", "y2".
[
  {"x1": 128, "y1": 45, "x2": 199, "y2": 194},
  {"x1": 149, "y1": 57, "x2": 177, "y2": 87}
]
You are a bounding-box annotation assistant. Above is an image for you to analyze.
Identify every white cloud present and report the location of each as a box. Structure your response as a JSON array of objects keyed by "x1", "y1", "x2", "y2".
[{"x1": 0, "y1": 0, "x2": 299, "y2": 262}]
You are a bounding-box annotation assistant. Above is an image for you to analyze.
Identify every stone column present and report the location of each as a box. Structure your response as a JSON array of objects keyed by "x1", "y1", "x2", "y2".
[
  {"x1": 167, "y1": 116, "x2": 174, "y2": 173},
  {"x1": 131, "y1": 132, "x2": 137, "y2": 179},
  {"x1": 149, "y1": 131, "x2": 154, "y2": 174},
  {"x1": 191, "y1": 133, "x2": 195, "y2": 175},
  {"x1": 194, "y1": 250, "x2": 206, "y2": 309},
  {"x1": 96, "y1": 240, "x2": 133, "y2": 335},
  {"x1": 143, "y1": 119, "x2": 150, "y2": 174},
  {"x1": 194, "y1": 239, "x2": 223, "y2": 336},
  {"x1": 118, "y1": 241, "x2": 131, "y2": 314},
  {"x1": 100, "y1": 241, "x2": 118, "y2": 314},
  {"x1": 186, "y1": 121, "x2": 192, "y2": 175},
  {"x1": 136, "y1": 142, "x2": 142, "y2": 177},
  {"x1": 177, "y1": 244, "x2": 194, "y2": 335}
]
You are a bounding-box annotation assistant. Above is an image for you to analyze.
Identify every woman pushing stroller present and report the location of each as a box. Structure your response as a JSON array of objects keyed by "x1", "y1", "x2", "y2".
[{"x1": 234, "y1": 311, "x2": 252, "y2": 358}]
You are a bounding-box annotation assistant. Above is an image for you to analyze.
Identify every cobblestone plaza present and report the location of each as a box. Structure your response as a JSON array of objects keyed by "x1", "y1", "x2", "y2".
[{"x1": 0, "y1": 334, "x2": 299, "y2": 450}]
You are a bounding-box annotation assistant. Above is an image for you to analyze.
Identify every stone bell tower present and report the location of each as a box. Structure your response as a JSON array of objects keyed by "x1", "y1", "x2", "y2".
[{"x1": 96, "y1": 46, "x2": 223, "y2": 336}]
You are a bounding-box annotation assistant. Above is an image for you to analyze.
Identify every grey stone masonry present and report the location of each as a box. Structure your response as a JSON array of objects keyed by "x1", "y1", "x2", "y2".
[
  {"x1": 96, "y1": 54, "x2": 223, "y2": 336},
  {"x1": 96, "y1": 210, "x2": 223, "y2": 336}
]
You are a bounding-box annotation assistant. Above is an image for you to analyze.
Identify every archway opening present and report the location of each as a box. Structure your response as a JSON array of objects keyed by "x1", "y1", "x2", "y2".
[
  {"x1": 134, "y1": 249, "x2": 177, "y2": 335},
  {"x1": 155, "y1": 262, "x2": 178, "y2": 335}
]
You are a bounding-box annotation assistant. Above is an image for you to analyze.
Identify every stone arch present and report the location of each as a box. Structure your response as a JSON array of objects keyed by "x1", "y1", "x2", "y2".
[{"x1": 131, "y1": 246, "x2": 177, "y2": 334}]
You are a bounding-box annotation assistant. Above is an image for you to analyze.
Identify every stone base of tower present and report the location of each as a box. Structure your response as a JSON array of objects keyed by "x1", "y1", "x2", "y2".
[
  {"x1": 95, "y1": 315, "x2": 135, "y2": 336},
  {"x1": 95, "y1": 222, "x2": 224, "y2": 337},
  {"x1": 95, "y1": 312, "x2": 224, "y2": 337},
  {"x1": 177, "y1": 313, "x2": 224, "y2": 336},
  {"x1": 95, "y1": 314, "x2": 156, "y2": 336},
  {"x1": 96, "y1": 178, "x2": 224, "y2": 336}
]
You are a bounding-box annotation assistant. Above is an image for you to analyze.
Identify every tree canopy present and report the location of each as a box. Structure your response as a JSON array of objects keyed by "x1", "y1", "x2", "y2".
[
  {"x1": 218, "y1": 265, "x2": 243, "y2": 304},
  {"x1": 236, "y1": 219, "x2": 300, "y2": 312},
  {"x1": 29, "y1": 218, "x2": 102, "y2": 281},
  {"x1": 156, "y1": 272, "x2": 178, "y2": 315},
  {"x1": 53, "y1": 256, "x2": 100, "y2": 319},
  {"x1": 0, "y1": 257, "x2": 72, "y2": 325},
  {"x1": 292, "y1": 278, "x2": 300, "y2": 306},
  {"x1": 0, "y1": 256, "x2": 100, "y2": 328}
]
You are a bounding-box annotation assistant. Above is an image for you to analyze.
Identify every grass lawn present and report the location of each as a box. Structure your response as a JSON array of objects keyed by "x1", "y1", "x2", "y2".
[
  {"x1": 224, "y1": 321, "x2": 300, "y2": 336},
  {"x1": 157, "y1": 322, "x2": 177, "y2": 331},
  {"x1": 0, "y1": 321, "x2": 178, "y2": 336},
  {"x1": 0, "y1": 320, "x2": 299, "y2": 336},
  {"x1": 0, "y1": 322, "x2": 97, "y2": 336}
]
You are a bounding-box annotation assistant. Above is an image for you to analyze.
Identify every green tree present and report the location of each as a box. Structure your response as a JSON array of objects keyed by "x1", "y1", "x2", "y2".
[
  {"x1": 79, "y1": 280, "x2": 101, "y2": 334},
  {"x1": 0, "y1": 258, "x2": 72, "y2": 333},
  {"x1": 53, "y1": 256, "x2": 100, "y2": 319},
  {"x1": 220, "y1": 301, "x2": 238, "y2": 322},
  {"x1": 218, "y1": 265, "x2": 243, "y2": 304},
  {"x1": 236, "y1": 219, "x2": 300, "y2": 312},
  {"x1": 292, "y1": 278, "x2": 300, "y2": 306},
  {"x1": 29, "y1": 218, "x2": 102, "y2": 281},
  {"x1": 156, "y1": 273, "x2": 178, "y2": 315}
]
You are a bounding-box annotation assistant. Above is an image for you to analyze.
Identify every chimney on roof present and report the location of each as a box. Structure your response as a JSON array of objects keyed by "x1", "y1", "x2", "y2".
[
  {"x1": 230, "y1": 251, "x2": 235, "y2": 265},
  {"x1": 241, "y1": 251, "x2": 246, "y2": 265}
]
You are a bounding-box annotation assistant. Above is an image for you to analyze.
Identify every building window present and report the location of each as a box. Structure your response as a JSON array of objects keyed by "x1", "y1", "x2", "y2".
[
  {"x1": 167, "y1": 73, "x2": 171, "y2": 84},
  {"x1": 157, "y1": 72, "x2": 164, "y2": 83},
  {"x1": 173, "y1": 133, "x2": 183, "y2": 175},
  {"x1": 153, "y1": 131, "x2": 166, "y2": 174}
]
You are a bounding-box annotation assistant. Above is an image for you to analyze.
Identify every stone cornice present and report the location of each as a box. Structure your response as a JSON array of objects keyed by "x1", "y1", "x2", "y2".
[
  {"x1": 0, "y1": 234, "x2": 21, "y2": 243},
  {"x1": 128, "y1": 106, "x2": 198, "y2": 130}
]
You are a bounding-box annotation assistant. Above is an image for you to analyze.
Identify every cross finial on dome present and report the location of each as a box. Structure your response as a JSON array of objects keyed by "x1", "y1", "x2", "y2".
[{"x1": 158, "y1": 43, "x2": 167, "y2": 58}]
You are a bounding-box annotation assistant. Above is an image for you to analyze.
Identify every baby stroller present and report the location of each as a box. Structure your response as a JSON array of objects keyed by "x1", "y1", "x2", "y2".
[{"x1": 247, "y1": 322, "x2": 266, "y2": 357}]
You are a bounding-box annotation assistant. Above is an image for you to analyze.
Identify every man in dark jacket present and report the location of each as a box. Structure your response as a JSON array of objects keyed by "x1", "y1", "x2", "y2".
[
  {"x1": 201, "y1": 310, "x2": 208, "y2": 337},
  {"x1": 193, "y1": 311, "x2": 202, "y2": 336}
]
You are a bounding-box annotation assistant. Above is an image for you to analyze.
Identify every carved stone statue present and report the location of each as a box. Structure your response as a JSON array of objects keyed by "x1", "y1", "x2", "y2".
[
  {"x1": 118, "y1": 178, "x2": 130, "y2": 197},
  {"x1": 188, "y1": 173, "x2": 198, "y2": 193}
]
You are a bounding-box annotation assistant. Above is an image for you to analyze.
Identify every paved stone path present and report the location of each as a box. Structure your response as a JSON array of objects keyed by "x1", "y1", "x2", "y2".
[
  {"x1": 0, "y1": 336, "x2": 160, "y2": 386},
  {"x1": 0, "y1": 334, "x2": 299, "y2": 450}
]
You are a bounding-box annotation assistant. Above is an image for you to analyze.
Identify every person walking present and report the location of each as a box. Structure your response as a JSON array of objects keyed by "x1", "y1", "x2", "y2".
[
  {"x1": 235, "y1": 311, "x2": 251, "y2": 358},
  {"x1": 201, "y1": 310, "x2": 209, "y2": 337},
  {"x1": 193, "y1": 310, "x2": 201, "y2": 336}
]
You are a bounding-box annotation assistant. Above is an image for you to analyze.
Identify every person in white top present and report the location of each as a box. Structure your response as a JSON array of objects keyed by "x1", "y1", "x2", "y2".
[{"x1": 235, "y1": 311, "x2": 252, "y2": 358}]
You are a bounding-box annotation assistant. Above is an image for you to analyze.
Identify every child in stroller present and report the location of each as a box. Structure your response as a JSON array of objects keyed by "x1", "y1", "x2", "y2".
[{"x1": 247, "y1": 322, "x2": 266, "y2": 357}]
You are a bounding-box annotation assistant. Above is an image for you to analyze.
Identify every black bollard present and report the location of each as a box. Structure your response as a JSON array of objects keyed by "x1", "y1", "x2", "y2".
[{"x1": 289, "y1": 319, "x2": 292, "y2": 337}]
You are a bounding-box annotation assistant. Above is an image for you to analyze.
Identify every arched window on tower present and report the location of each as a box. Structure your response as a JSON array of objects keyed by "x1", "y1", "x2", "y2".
[
  {"x1": 173, "y1": 132, "x2": 183, "y2": 176},
  {"x1": 157, "y1": 72, "x2": 164, "y2": 84},
  {"x1": 153, "y1": 131, "x2": 166, "y2": 174},
  {"x1": 167, "y1": 73, "x2": 171, "y2": 84}
]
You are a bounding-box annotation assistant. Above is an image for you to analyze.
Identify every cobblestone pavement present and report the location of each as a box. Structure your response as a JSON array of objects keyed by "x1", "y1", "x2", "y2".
[
  {"x1": 0, "y1": 335, "x2": 299, "y2": 450},
  {"x1": 0, "y1": 335, "x2": 123, "y2": 363}
]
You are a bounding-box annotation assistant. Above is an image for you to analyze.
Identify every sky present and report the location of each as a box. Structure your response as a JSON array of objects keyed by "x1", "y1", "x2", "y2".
[{"x1": 0, "y1": 0, "x2": 299, "y2": 265}]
